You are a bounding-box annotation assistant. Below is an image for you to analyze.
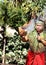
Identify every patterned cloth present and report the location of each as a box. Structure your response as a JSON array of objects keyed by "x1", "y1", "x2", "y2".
[{"x1": 27, "y1": 30, "x2": 46, "y2": 53}]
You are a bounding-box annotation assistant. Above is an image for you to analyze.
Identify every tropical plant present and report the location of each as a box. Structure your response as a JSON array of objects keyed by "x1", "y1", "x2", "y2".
[{"x1": 0, "y1": 0, "x2": 46, "y2": 65}]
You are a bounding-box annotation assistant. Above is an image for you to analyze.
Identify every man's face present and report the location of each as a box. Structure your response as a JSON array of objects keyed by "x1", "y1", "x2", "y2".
[{"x1": 35, "y1": 24, "x2": 44, "y2": 32}]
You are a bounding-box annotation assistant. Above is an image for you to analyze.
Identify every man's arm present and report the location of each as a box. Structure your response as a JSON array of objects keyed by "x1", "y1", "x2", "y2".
[
  {"x1": 18, "y1": 27, "x2": 27, "y2": 36},
  {"x1": 21, "y1": 35, "x2": 29, "y2": 42},
  {"x1": 18, "y1": 27, "x2": 28, "y2": 42},
  {"x1": 37, "y1": 36, "x2": 46, "y2": 45},
  {"x1": 41, "y1": 39, "x2": 46, "y2": 45}
]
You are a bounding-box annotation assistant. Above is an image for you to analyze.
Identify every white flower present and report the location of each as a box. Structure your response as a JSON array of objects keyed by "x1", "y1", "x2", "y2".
[
  {"x1": 9, "y1": 51, "x2": 15, "y2": 57},
  {"x1": 0, "y1": 26, "x2": 3, "y2": 31},
  {"x1": 0, "y1": 34, "x2": 3, "y2": 38},
  {"x1": 22, "y1": 49, "x2": 27, "y2": 56},
  {"x1": 0, "y1": 51, "x2": 2, "y2": 55},
  {"x1": 18, "y1": 50, "x2": 22, "y2": 55},
  {"x1": 19, "y1": 59, "x2": 23, "y2": 63},
  {"x1": 6, "y1": 25, "x2": 18, "y2": 37}
]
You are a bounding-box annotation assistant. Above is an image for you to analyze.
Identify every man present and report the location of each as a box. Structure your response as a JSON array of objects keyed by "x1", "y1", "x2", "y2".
[
  {"x1": 25, "y1": 20, "x2": 46, "y2": 65},
  {"x1": 20, "y1": 20, "x2": 46, "y2": 65}
]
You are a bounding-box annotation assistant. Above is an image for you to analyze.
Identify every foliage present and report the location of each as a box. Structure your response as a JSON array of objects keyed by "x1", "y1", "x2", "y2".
[
  {"x1": 0, "y1": 0, "x2": 46, "y2": 65},
  {"x1": 5, "y1": 33, "x2": 28, "y2": 65},
  {"x1": 0, "y1": 0, "x2": 46, "y2": 27}
]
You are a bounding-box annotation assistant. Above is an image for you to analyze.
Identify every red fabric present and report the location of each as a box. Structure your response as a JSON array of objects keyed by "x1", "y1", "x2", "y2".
[
  {"x1": 45, "y1": 52, "x2": 46, "y2": 64},
  {"x1": 25, "y1": 50, "x2": 45, "y2": 65}
]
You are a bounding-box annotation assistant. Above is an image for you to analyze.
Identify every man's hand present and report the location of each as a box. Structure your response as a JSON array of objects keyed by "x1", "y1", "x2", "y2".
[
  {"x1": 37, "y1": 35, "x2": 46, "y2": 45},
  {"x1": 18, "y1": 27, "x2": 27, "y2": 36},
  {"x1": 37, "y1": 35, "x2": 41, "y2": 41},
  {"x1": 21, "y1": 35, "x2": 28, "y2": 42},
  {"x1": 37, "y1": 35, "x2": 43, "y2": 41}
]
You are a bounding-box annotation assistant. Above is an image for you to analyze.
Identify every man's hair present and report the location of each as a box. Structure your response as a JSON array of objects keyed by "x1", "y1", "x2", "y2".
[{"x1": 35, "y1": 20, "x2": 44, "y2": 26}]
